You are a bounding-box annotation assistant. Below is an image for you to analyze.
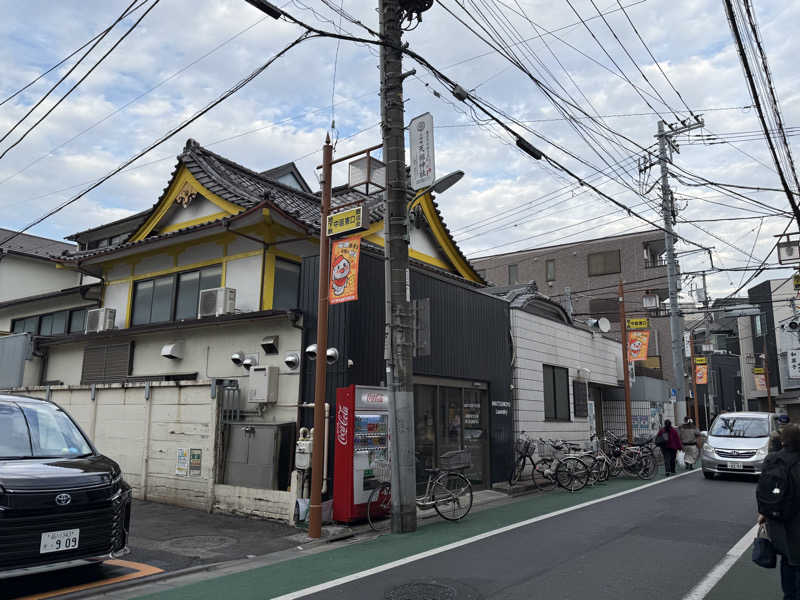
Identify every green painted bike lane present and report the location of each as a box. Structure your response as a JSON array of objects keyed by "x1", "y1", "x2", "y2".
[
  {"x1": 705, "y1": 543, "x2": 782, "y2": 599},
  {"x1": 135, "y1": 472, "x2": 682, "y2": 600}
]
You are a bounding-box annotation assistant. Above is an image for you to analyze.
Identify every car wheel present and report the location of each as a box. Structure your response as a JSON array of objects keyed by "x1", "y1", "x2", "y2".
[{"x1": 703, "y1": 470, "x2": 715, "y2": 480}]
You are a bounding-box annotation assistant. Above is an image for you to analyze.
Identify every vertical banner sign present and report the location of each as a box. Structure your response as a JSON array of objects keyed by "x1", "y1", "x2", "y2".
[
  {"x1": 329, "y1": 236, "x2": 360, "y2": 304},
  {"x1": 409, "y1": 112, "x2": 435, "y2": 190},
  {"x1": 754, "y1": 373, "x2": 767, "y2": 391},
  {"x1": 627, "y1": 330, "x2": 650, "y2": 362},
  {"x1": 696, "y1": 364, "x2": 709, "y2": 385}
]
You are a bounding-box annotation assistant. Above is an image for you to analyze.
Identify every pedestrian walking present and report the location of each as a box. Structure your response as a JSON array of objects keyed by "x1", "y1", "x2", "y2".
[
  {"x1": 656, "y1": 420, "x2": 683, "y2": 476},
  {"x1": 756, "y1": 424, "x2": 800, "y2": 600},
  {"x1": 678, "y1": 416, "x2": 700, "y2": 470}
]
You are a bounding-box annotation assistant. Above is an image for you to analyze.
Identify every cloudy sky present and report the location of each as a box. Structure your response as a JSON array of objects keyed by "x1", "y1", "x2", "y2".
[{"x1": 0, "y1": 0, "x2": 798, "y2": 300}]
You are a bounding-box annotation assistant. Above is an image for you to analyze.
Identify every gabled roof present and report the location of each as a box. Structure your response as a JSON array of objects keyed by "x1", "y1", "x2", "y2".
[
  {"x1": 261, "y1": 162, "x2": 312, "y2": 193},
  {"x1": 0, "y1": 228, "x2": 74, "y2": 260}
]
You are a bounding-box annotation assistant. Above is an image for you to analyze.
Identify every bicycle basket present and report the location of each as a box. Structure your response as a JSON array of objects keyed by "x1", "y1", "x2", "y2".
[
  {"x1": 536, "y1": 440, "x2": 556, "y2": 459},
  {"x1": 515, "y1": 437, "x2": 532, "y2": 456},
  {"x1": 439, "y1": 449, "x2": 472, "y2": 470},
  {"x1": 372, "y1": 460, "x2": 392, "y2": 483}
]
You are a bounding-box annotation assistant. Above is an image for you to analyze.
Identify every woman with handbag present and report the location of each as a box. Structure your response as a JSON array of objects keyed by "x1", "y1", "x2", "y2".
[{"x1": 655, "y1": 419, "x2": 683, "y2": 476}]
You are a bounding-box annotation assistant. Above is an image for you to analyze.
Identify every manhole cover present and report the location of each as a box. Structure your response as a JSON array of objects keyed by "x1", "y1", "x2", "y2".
[{"x1": 385, "y1": 582, "x2": 457, "y2": 600}]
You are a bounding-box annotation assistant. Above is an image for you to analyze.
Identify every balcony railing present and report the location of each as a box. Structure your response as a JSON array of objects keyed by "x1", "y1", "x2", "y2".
[{"x1": 644, "y1": 257, "x2": 668, "y2": 269}]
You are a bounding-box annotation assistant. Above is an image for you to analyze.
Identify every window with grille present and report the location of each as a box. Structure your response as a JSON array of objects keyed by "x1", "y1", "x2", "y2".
[{"x1": 80, "y1": 341, "x2": 133, "y2": 384}]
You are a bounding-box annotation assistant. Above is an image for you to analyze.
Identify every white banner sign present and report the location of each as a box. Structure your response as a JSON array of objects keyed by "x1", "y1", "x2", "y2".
[{"x1": 409, "y1": 112, "x2": 435, "y2": 190}]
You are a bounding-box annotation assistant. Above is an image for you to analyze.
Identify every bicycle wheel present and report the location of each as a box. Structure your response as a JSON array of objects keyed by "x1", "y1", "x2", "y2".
[
  {"x1": 555, "y1": 456, "x2": 589, "y2": 492},
  {"x1": 637, "y1": 453, "x2": 657, "y2": 480},
  {"x1": 509, "y1": 455, "x2": 527, "y2": 487},
  {"x1": 580, "y1": 455, "x2": 599, "y2": 486},
  {"x1": 432, "y1": 472, "x2": 473, "y2": 521},
  {"x1": 597, "y1": 458, "x2": 610, "y2": 482},
  {"x1": 609, "y1": 455, "x2": 624, "y2": 477},
  {"x1": 532, "y1": 458, "x2": 557, "y2": 491},
  {"x1": 366, "y1": 482, "x2": 392, "y2": 531}
]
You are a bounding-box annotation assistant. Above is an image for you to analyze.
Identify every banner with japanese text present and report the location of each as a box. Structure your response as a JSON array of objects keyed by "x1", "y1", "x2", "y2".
[
  {"x1": 627, "y1": 330, "x2": 650, "y2": 362},
  {"x1": 696, "y1": 364, "x2": 709, "y2": 385},
  {"x1": 329, "y1": 236, "x2": 360, "y2": 304}
]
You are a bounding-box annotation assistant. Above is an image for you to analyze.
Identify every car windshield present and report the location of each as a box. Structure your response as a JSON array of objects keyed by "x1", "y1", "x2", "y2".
[
  {"x1": 709, "y1": 417, "x2": 769, "y2": 438},
  {"x1": 0, "y1": 401, "x2": 92, "y2": 459}
]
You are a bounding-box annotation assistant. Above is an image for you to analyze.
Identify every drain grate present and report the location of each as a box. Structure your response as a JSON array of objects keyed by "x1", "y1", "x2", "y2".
[{"x1": 385, "y1": 582, "x2": 457, "y2": 600}]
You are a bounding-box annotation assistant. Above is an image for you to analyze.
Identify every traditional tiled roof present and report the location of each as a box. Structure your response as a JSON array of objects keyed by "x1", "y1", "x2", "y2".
[{"x1": 0, "y1": 228, "x2": 75, "y2": 259}]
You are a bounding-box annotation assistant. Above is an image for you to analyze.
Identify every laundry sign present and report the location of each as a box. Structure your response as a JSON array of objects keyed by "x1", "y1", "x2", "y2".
[{"x1": 329, "y1": 236, "x2": 360, "y2": 304}]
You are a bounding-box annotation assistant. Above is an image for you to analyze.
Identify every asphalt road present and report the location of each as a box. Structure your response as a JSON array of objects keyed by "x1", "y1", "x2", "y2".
[{"x1": 301, "y1": 472, "x2": 757, "y2": 600}]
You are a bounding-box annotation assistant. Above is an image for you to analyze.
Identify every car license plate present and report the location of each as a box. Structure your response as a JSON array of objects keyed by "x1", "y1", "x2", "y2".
[
  {"x1": 40, "y1": 529, "x2": 80, "y2": 554},
  {"x1": 726, "y1": 462, "x2": 744, "y2": 470}
]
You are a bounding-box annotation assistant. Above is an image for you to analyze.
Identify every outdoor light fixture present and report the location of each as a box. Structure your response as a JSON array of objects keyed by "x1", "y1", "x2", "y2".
[
  {"x1": 305, "y1": 344, "x2": 318, "y2": 361},
  {"x1": 231, "y1": 352, "x2": 245, "y2": 366},
  {"x1": 348, "y1": 155, "x2": 386, "y2": 196},
  {"x1": 243, "y1": 0, "x2": 282, "y2": 19},
  {"x1": 430, "y1": 170, "x2": 464, "y2": 194},
  {"x1": 325, "y1": 347, "x2": 340, "y2": 365},
  {"x1": 242, "y1": 357, "x2": 255, "y2": 370},
  {"x1": 261, "y1": 336, "x2": 279, "y2": 355}
]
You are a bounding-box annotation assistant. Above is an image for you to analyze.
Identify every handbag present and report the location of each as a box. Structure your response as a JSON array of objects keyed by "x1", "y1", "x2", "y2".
[{"x1": 752, "y1": 523, "x2": 777, "y2": 569}]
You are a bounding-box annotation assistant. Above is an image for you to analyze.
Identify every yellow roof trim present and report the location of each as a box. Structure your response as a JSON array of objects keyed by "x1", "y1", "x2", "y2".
[
  {"x1": 129, "y1": 166, "x2": 242, "y2": 243},
  {"x1": 416, "y1": 193, "x2": 482, "y2": 283}
]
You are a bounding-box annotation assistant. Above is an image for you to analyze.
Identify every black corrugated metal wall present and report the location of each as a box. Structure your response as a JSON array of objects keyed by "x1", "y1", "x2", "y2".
[{"x1": 300, "y1": 248, "x2": 513, "y2": 488}]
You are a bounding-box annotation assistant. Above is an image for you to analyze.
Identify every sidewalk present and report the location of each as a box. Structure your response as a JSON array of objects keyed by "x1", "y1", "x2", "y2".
[
  {"x1": 75, "y1": 469, "x2": 689, "y2": 599},
  {"x1": 704, "y1": 542, "x2": 782, "y2": 600}
]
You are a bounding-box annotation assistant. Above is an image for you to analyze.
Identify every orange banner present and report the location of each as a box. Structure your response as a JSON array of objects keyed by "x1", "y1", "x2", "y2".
[
  {"x1": 696, "y1": 364, "x2": 709, "y2": 385},
  {"x1": 329, "y1": 236, "x2": 360, "y2": 304},
  {"x1": 627, "y1": 330, "x2": 650, "y2": 362},
  {"x1": 754, "y1": 373, "x2": 766, "y2": 391}
]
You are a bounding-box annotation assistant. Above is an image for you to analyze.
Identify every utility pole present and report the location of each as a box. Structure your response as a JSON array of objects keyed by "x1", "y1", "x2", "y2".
[
  {"x1": 308, "y1": 134, "x2": 333, "y2": 539},
  {"x1": 689, "y1": 331, "x2": 700, "y2": 426},
  {"x1": 656, "y1": 117, "x2": 704, "y2": 411},
  {"x1": 764, "y1": 335, "x2": 773, "y2": 412},
  {"x1": 701, "y1": 272, "x2": 713, "y2": 418},
  {"x1": 618, "y1": 281, "x2": 633, "y2": 442},
  {"x1": 380, "y1": 0, "x2": 416, "y2": 534}
]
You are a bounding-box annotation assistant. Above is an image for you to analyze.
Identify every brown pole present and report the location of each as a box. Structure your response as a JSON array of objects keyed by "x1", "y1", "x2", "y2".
[
  {"x1": 764, "y1": 335, "x2": 773, "y2": 412},
  {"x1": 619, "y1": 280, "x2": 633, "y2": 442},
  {"x1": 308, "y1": 134, "x2": 332, "y2": 539},
  {"x1": 690, "y1": 332, "x2": 700, "y2": 426}
]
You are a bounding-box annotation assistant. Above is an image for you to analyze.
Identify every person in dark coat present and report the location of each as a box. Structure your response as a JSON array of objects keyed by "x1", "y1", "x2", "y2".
[
  {"x1": 759, "y1": 424, "x2": 800, "y2": 600},
  {"x1": 656, "y1": 419, "x2": 683, "y2": 476}
]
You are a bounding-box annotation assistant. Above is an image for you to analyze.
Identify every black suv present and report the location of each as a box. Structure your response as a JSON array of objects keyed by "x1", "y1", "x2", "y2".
[{"x1": 0, "y1": 395, "x2": 131, "y2": 577}]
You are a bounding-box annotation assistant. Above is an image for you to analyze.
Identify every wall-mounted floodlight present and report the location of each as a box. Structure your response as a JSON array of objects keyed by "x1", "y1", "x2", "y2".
[{"x1": 231, "y1": 352, "x2": 245, "y2": 366}]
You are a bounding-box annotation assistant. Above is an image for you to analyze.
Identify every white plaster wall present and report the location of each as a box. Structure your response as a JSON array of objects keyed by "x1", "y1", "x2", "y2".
[
  {"x1": 107, "y1": 262, "x2": 133, "y2": 281},
  {"x1": 0, "y1": 256, "x2": 81, "y2": 302},
  {"x1": 225, "y1": 254, "x2": 262, "y2": 313},
  {"x1": 409, "y1": 225, "x2": 449, "y2": 265},
  {"x1": 511, "y1": 308, "x2": 620, "y2": 442},
  {"x1": 160, "y1": 200, "x2": 221, "y2": 231},
  {"x1": 177, "y1": 242, "x2": 223, "y2": 266},
  {"x1": 103, "y1": 282, "x2": 130, "y2": 328},
  {"x1": 46, "y1": 342, "x2": 86, "y2": 385},
  {"x1": 227, "y1": 236, "x2": 263, "y2": 255},
  {"x1": 135, "y1": 254, "x2": 173, "y2": 276}
]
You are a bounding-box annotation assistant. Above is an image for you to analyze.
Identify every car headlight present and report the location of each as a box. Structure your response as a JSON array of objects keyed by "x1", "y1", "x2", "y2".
[
  {"x1": 756, "y1": 444, "x2": 769, "y2": 458},
  {"x1": 703, "y1": 443, "x2": 715, "y2": 455}
]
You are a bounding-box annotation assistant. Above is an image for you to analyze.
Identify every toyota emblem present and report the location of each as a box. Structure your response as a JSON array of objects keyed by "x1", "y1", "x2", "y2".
[{"x1": 55, "y1": 493, "x2": 72, "y2": 506}]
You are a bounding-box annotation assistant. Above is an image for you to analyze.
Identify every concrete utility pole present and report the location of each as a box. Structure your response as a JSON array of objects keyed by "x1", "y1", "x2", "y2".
[
  {"x1": 656, "y1": 117, "x2": 704, "y2": 410},
  {"x1": 380, "y1": 0, "x2": 416, "y2": 534},
  {"x1": 764, "y1": 335, "x2": 773, "y2": 412},
  {"x1": 689, "y1": 332, "x2": 700, "y2": 426},
  {"x1": 618, "y1": 280, "x2": 633, "y2": 442}
]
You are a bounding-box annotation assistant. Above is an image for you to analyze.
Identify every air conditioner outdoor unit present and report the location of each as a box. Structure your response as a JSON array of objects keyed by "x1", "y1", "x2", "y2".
[
  {"x1": 198, "y1": 287, "x2": 236, "y2": 318},
  {"x1": 85, "y1": 308, "x2": 116, "y2": 333}
]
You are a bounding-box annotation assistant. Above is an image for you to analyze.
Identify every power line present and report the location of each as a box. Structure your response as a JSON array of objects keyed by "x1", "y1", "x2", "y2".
[
  {"x1": 0, "y1": 32, "x2": 314, "y2": 248},
  {"x1": 0, "y1": 0, "x2": 161, "y2": 162},
  {"x1": 0, "y1": 1, "x2": 149, "y2": 108}
]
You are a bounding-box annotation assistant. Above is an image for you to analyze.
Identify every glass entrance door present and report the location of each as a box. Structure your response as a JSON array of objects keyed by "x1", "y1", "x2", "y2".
[
  {"x1": 463, "y1": 389, "x2": 488, "y2": 488},
  {"x1": 414, "y1": 385, "x2": 436, "y2": 493}
]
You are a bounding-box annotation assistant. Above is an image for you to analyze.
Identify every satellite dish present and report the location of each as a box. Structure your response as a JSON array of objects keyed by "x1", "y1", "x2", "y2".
[{"x1": 586, "y1": 317, "x2": 611, "y2": 333}]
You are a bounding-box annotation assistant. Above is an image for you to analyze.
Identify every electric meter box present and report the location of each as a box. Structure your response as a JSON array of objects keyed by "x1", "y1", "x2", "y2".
[
  {"x1": 247, "y1": 366, "x2": 279, "y2": 403},
  {"x1": 295, "y1": 439, "x2": 313, "y2": 470}
]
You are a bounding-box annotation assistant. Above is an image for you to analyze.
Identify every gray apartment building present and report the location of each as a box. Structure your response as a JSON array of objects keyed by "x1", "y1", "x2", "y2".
[{"x1": 472, "y1": 230, "x2": 683, "y2": 398}]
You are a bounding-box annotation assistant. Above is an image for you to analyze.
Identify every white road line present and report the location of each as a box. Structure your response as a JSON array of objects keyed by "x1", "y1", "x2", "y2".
[
  {"x1": 272, "y1": 470, "x2": 699, "y2": 599},
  {"x1": 681, "y1": 523, "x2": 758, "y2": 600}
]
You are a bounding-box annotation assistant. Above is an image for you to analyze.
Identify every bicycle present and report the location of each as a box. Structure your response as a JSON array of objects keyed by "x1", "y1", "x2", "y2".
[
  {"x1": 367, "y1": 450, "x2": 474, "y2": 530},
  {"x1": 509, "y1": 433, "x2": 557, "y2": 491},
  {"x1": 539, "y1": 439, "x2": 590, "y2": 492},
  {"x1": 600, "y1": 432, "x2": 656, "y2": 480}
]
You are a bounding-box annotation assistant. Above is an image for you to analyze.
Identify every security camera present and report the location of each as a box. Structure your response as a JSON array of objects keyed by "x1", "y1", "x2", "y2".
[
  {"x1": 242, "y1": 357, "x2": 255, "y2": 370},
  {"x1": 231, "y1": 352, "x2": 245, "y2": 366},
  {"x1": 284, "y1": 352, "x2": 300, "y2": 370},
  {"x1": 325, "y1": 347, "x2": 339, "y2": 365},
  {"x1": 305, "y1": 344, "x2": 318, "y2": 361}
]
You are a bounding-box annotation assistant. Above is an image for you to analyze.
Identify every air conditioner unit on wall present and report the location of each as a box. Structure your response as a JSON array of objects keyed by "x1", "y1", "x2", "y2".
[
  {"x1": 198, "y1": 287, "x2": 236, "y2": 318},
  {"x1": 85, "y1": 308, "x2": 116, "y2": 333}
]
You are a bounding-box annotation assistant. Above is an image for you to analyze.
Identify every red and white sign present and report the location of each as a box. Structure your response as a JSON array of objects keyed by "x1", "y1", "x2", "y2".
[
  {"x1": 335, "y1": 404, "x2": 350, "y2": 447},
  {"x1": 361, "y1": 392, "x2": 388, "y2": 406}
]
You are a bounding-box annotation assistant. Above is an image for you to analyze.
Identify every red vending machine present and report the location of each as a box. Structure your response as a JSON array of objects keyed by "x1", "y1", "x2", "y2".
[{"x1": 332, "y1": 385, "x2": 391, "y2": 523}]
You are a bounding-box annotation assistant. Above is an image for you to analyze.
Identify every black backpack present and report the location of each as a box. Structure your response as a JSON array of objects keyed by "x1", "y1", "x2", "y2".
[{"x1": 756, "y1": 452, "x2": 800, "y2": 522}]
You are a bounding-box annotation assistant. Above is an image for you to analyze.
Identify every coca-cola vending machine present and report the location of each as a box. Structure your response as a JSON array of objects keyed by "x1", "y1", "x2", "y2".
[{"x1": 332, "y1": 385, "x2": 390, "y2": 523}]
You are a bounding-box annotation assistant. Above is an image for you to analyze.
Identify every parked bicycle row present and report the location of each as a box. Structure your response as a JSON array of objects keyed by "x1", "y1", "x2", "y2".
[{"x1": 509, "y1": 431, "x2": 661, "y2": 492}]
